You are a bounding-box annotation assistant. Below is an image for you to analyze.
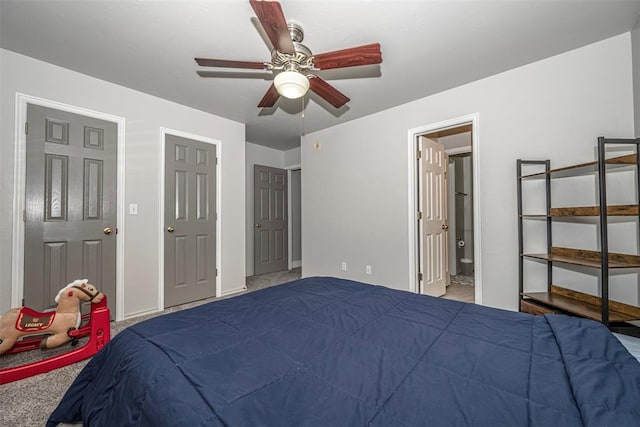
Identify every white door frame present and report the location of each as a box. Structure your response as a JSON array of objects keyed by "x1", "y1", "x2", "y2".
[
  {"x1": 159, "y1": 128, "x2": 222, "y2": 311},
  {"x1": 407, "y1": 113, "x2": 482, "y2": 304},
  {"x1": 286, "y1": 164, "x2": 301, "y2": 270},
  {"x1": 12, "y1": 93, "x2": 127, "y2": 320}
]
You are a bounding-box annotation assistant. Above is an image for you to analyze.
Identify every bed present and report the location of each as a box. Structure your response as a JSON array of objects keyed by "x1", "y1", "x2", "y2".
[{"x1": 48, "y1": 277, "x2": 640, "y2": 426}]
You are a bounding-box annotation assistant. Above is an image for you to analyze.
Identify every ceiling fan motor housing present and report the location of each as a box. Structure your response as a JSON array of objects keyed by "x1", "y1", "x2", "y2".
[
  {"x1": 269, "y1": 22, "x2": 315, "y2": 75},
  {"x1": 287, "y1": 22, "x2": 304, "y2": 43}
]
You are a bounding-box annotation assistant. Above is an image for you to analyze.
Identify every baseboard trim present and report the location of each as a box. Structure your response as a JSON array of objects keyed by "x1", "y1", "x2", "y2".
[
  {"x1": 221, "y1": 286, "x2": 247, "y2": 297},
  {"x1": 123, "y1": 307, "x2": 163, "y2": 321},
  {"x1": 291, "y1": 260, "x2": 301, "y2": 269}
]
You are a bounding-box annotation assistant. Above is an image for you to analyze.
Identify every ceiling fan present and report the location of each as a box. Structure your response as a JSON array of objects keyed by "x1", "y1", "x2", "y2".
[{"x1": 195, "y1": 0, "x2": 382, "y2": 109}]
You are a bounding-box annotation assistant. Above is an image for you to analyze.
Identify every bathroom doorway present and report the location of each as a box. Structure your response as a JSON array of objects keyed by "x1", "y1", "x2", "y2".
[{"x1": 419, "y1": 123, "x2": 475, "y2": 303}]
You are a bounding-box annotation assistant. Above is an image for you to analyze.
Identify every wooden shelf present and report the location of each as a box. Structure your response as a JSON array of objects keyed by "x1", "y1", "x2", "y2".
[
  {"x1": 550, "y1": 205, "x2": 639, "y2": 217},
  {"x1": 522, "y1": 285, "x2": 640, "y2": 322},
  {"x1": 520, "y1": 154, "x2": 637, "y2": 180},
  {"x1": 521, "y1": 205, "x2": 639, "y2": 218},
  {"x1": 518, "y1": 140, "x2": 640, "y2": 327},
  {"x1": 523, "y1": 246, "x2": 640, "y2": 268}
]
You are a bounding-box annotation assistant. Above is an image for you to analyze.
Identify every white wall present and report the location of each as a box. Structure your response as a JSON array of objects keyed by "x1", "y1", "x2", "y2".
[
  {"x1": 245, "y1": 142, "x2": 285, "y2": 276},
  {"x1": 633, "y1": 17, "x2": 640, "y2": 137},
  {"x1": 0, "y1": 49, "x2": 246, "y2": 318},
  {"x1": 284, "y1": 146, "x2": 301, "y2": 168},
  {"x1": 302, "y1": 34, "x2": 635, "y2": 311},
  {"x1": 290, "y1": 169, "x2": 302, "y2": 263}
]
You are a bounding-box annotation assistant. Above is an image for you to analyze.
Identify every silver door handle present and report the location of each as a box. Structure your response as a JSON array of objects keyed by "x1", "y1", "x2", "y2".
[
  {"x1": 167, "y1": 226, "x2": 175, "y2": 233},
  {"x1": 103, "y1": 227, "x2": 113, "y2": 235},
  {"x1": 255, "y1": 223, "x2": 262, "y2": 229}
]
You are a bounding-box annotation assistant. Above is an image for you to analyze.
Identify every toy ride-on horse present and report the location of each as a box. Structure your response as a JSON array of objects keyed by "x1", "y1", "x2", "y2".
[{"x1": 0, "y1": 279, "x2": 111, "y2": 385}]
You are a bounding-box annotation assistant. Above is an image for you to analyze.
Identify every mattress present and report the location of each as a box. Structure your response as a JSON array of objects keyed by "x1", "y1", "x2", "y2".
[{"x1": 48, "y1": 277, "x2": 640, "y2": 426}]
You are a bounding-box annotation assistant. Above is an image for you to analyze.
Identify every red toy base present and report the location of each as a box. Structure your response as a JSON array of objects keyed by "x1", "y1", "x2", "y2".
[{"x1": 0, "y1": 297, "x2": 110, "y2": 385}]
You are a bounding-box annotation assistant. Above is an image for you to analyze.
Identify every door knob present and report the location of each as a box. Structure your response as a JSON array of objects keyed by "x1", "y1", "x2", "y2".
[
  {"x1": 442, "y1": 224, "x2": 449, "y2": 231},
  {"x1": 103, "y1": 227, "x2": 113, "y2": 235},
  {"x1": 255, "y1": 223, "x2": 262, "y2": 229},
  {"x1": 167, "y1": 226, "x2": 175, "y2": 233}
]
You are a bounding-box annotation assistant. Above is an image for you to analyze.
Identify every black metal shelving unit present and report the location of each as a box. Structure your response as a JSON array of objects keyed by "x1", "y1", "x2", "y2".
[{"x1": 517, "y1": 137, "x2": 640, "y2": 332}]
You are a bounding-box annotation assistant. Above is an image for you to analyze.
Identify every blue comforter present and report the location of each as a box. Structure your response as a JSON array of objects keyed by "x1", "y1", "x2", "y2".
[{"x1": 48, "y1": 277, "x2": 640, "y2": 426}]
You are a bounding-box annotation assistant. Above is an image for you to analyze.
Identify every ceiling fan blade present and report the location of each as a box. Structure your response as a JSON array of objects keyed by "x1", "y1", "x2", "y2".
[
  {"x1": 309, "y1": 77, "x2": 350, "y2": 109},
  {"x1": 197, "y1": 70, "x2": 272, "y2": 79},
  {"x1": 195, "y1": 58, "x2": 265, "y2": 69},
  {"x1": 313, "y1": 43, "x2": 382, "y2": 70},
  {"x1": 258, "y1": 83, "x2": 280, "y2": 108},
  {"x1": 249, "y1": 0, "x2": 295, "y2": 54}
]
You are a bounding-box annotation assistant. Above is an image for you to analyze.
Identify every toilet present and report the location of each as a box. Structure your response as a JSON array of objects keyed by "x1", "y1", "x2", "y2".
[{"x1": 460, "y1": 258, "x2": 473, "y2": 276}]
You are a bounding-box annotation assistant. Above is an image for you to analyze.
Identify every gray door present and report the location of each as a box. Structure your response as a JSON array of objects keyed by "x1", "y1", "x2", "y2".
[
  {"x1": 254, "y1": 164, "x2": 288, "y2": 275},
  {"x1": 164, "y1": 134, "x2": 217, "y2": 307},
  {"x1": 24, "y1": 104, "x2": 117, "y2": 311}
]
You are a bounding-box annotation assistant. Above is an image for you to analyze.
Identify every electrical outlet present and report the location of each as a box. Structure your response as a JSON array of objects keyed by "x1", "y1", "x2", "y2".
[
  {"x1": 365, "y1": 265, "x2": 372, "y2": 275},
  {"x1": 341, "y1": 262, "x2": 347, "y2": 271}
]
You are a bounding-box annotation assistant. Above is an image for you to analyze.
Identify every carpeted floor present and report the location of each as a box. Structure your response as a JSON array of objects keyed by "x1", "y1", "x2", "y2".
[{"x1": 0, "y1": 268, "x2": 300, "y2": 427}]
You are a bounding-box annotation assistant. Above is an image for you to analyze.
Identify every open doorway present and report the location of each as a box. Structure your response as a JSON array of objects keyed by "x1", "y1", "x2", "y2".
[
  {"x1": 409, "y1": 114, "x2": 480, "y2": 304},
  {"x1": 435, "y1": 128, "x2": 475, "y2": 303},
  {"x1": 288, "y1": 168, "x2": 302, "y2": 270},
  {"x1": 246, "y1": 163, "x2": 301, "y2": 290}
]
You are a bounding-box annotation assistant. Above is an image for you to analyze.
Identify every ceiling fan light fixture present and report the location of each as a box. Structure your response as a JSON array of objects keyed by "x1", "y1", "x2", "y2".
[{"x1": 274, "y1": 70, "x2": 309, "y2": 99}]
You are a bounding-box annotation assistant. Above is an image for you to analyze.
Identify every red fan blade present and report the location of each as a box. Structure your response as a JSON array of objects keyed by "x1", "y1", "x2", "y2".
[
  {"x1": 309, "y1": 77, "x2": 350, "y2": 108},
  {"x1": 258, "y1": 83, "x2": 280, "y2": 108},
  {"x1": 249, "y1": 0, "x2": 295, "y2": 54},
  {"x1": 313, "y1": 43, "x2": 382, "y2": 70},
  {"x1": 195, "y1": 58, "x2": 266, "y2": 69}
]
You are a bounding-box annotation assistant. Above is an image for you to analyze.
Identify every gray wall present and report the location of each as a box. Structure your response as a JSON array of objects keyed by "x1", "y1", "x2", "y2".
[
  {"x1": 291, "y1": 169, "x2": 302, "y2": 263},
  {"x1": 301, "y1": 34, "x2": 635, "y2": 311},
  {"x1": 633, "y1": 17, "x2": 640, "y2": 137},
  {"x1": 284, "y1": 147, "x2": 301, "y2": 168},
  {"x1": 1, "y1": 49, "x2": 247, "y2": 318}
]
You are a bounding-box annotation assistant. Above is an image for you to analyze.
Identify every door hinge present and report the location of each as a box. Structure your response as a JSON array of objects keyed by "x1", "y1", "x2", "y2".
[
  {"x1": 417, "y1": 150, "x2": 422, "y2": 160},
  {"x1": 417, "y1": 211, "x2": 422, "y2": 220},
  {"x1": 418, "y1": 272, "x2": 423, "y2": 281},
  {"x1": 216, "y1": 157, "x2": 218, "y2": 165},
  {"x1": 23, "y1": 210, "x2": 26, "y2": 222},
  {"x1": 22, "y1": 298, "x2": 25, "y2": 306},
  {"x1": 215, "y1": 268, "x2": 218, "y2": 276},
  {"x1": 24, "y1": 122, "x2": 29, "y2": 135}
]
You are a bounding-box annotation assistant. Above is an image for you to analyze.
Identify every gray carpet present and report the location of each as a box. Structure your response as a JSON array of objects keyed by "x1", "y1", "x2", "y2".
[{"x1": 0, "y1": 268, "x2": 300, "y2": 427}]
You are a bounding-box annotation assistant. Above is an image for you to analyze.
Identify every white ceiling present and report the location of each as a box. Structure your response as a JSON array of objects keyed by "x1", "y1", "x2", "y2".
[{"x1": 2, "y1": 0, "x2": 640, "y2": 151}]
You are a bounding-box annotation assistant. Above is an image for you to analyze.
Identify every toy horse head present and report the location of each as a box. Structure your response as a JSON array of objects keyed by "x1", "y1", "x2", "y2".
[
  {"x1": 55, "y1": 279, "x2": 104, "y2": 305},
  {"x1": 0, "y1": 279, "x2": 106, "y2": 355}
]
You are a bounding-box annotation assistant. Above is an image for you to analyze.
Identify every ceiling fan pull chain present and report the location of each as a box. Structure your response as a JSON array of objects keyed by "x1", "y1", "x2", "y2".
[{"x1": 301, "y1": 96, "x2": 306, "y2": 136}]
